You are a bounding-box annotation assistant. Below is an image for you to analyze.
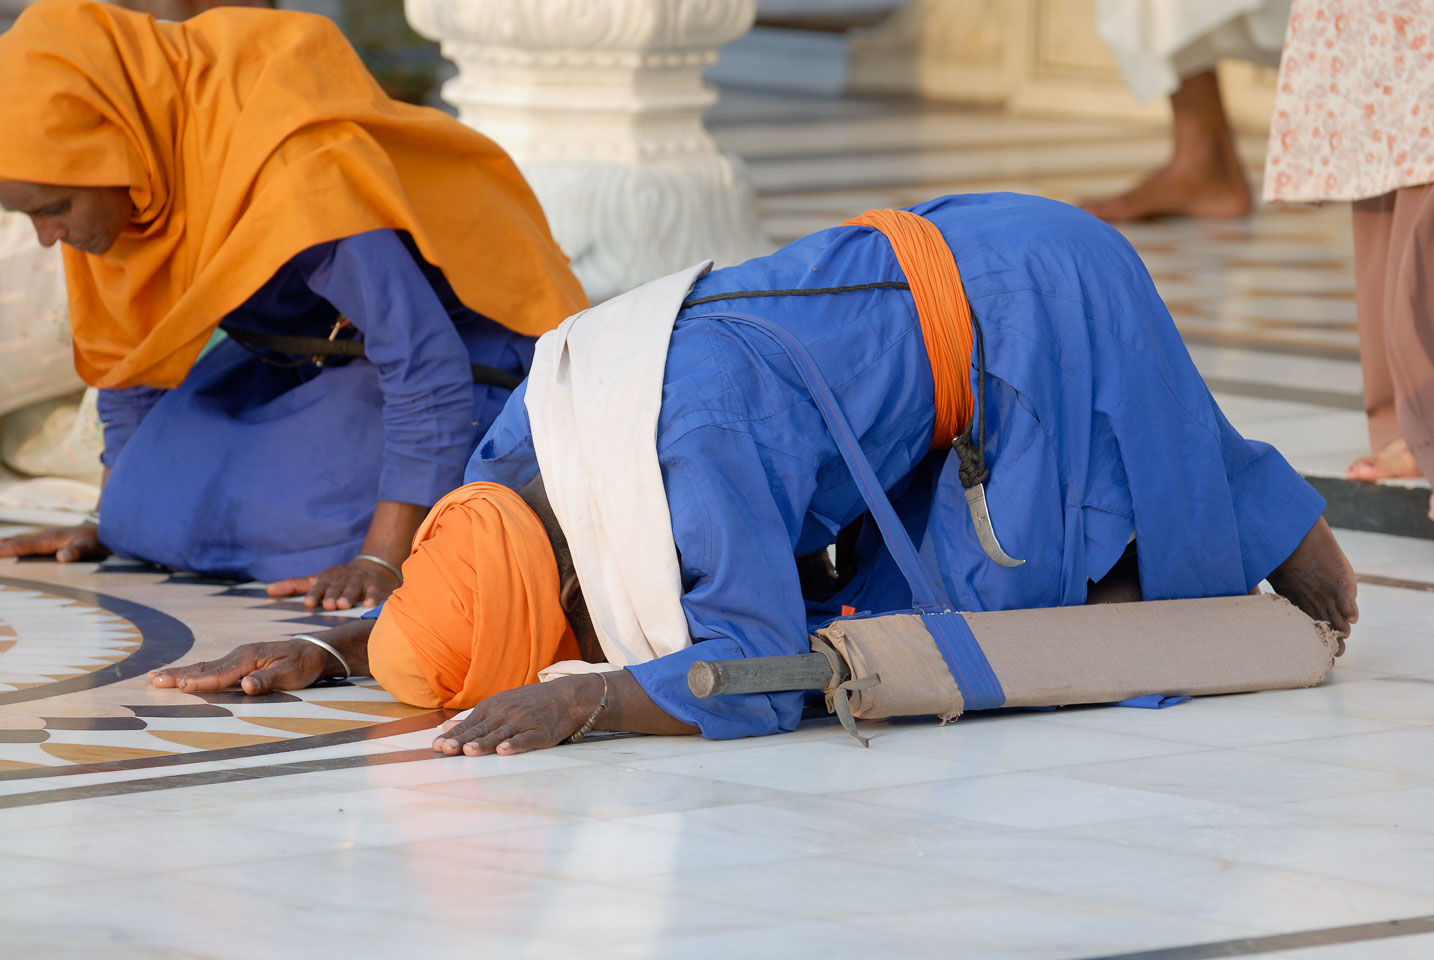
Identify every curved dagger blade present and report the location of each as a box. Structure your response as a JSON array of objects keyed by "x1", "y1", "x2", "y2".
[{"x1": 963, "y1": 482, "x2": 1025, "y2": 567}]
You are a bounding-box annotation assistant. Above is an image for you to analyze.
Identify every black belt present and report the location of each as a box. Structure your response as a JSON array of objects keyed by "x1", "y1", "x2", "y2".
[{"x1": 219, "y1": 324, "x2": 524, "y2": 390}]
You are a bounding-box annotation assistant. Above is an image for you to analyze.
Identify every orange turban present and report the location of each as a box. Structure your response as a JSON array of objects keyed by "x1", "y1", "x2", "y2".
[
  {"x1": 369, "y1": 482, "x2": 579, "y2": 710},
  {"x1": 0, "y1": 0, "x2": 586, "y2": 389}
]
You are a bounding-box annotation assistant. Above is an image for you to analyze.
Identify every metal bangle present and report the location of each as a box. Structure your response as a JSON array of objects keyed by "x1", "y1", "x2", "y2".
[
  {"x1": 292, "y1": 633, "x2": 351, "y2": 682},
  {"x1": 566, "y1": 672, "x2": 610, "y2": 744},
  {"x1": 354, "y1": 553, "x2": 403, "y2": 583}
]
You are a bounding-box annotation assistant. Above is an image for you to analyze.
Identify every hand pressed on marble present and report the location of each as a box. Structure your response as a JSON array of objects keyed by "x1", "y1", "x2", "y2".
[
  {"x1": 0, "y1": 522, "x2": 109, "y2": 563},
  {"x1": 266, "y1": 499, "x2": 424, "y2": 609},
  {"x1": 149, "y1": 638, "x2": 334, "y2": 695},
  {"x1": 433, "y1": 671, "x2": 697, "y2": 757},
  {"x1": 150, "y1": 620, "x2": 374, "y2": 695},
  {"x1": 265, "y1": 556, "x2": 400, "y2": 610},
  {"x1": 433, "y1": 674, "x2": 602, "y2": 757}
]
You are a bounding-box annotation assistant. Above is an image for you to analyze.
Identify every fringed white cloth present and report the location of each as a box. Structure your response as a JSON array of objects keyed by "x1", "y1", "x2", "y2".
[{"x1": 525, "y1": 261, "x2": 713, "y2": 680}]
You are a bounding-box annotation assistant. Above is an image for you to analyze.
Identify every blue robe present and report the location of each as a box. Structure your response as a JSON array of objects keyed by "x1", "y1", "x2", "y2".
[
  {"x1": 98, "y1": 228, "x2": 534, "y2": 581},
  {"x1": 466, "y1": 193, "x2": 1325, "y2": 740}
]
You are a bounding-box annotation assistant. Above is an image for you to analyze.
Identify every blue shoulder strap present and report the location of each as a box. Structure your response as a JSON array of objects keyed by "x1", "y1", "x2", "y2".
[{"x1": 717, "y1": 313, "x2": 1005, "y2": 710}]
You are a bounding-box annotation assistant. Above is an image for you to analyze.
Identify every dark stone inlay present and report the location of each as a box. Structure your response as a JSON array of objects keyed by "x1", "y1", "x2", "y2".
[
  {"x1": 1306, "y1": 475, "x2": 1434, "y2": 541},
  {"x1": 280, "y1": 613, "x2": 366, "y2": 629},
  {"x1": 263, "y1": 600, "x2": 326, "y2": 613},
  {"x1": 0, "y1": 710, "x2": 450, "y2": 782},
  {"x1": 1203, "y1": 375, "x2": 1364, "y2": 411},
  {"x1": 1076, "y1": 913, "x2": 1434, "y2": 960},
  {"x1": 0, "y1": 730, "x2": 49, "y2": 743},
  {"x1": 0, "y1": 747, "x2": 438, "y2": 808},
  {"x1": 217, "y1": 587, "x2": 274, "y2": 599},
  {"x1": 123, "y1": 704, "x2": 234, "y2": 719},
  {"x1": 161, "y1": 573, "x2": 247, "y2": 587},
  {"x1": 0, "y1": 575, "x2": 195, "y2": 707},
  {"x1": 191, "y1": 690, "x2": 302, "y2": 705},
  {"x1": 95, "y1": 562, "x2": 171, "y2": 575},
  {"x1": 43, "y1": 717, "x2": 148, "y2": 731}
]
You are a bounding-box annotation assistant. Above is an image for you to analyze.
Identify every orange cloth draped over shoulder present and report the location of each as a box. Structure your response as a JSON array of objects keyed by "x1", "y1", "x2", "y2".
[
  {"x1": 0, "y1": 0, "x2": 587, "y2": 389},
  {"x1": 369, "y1": 483, "x2": 579, "y2": 710},
  {"x1": 842, "y1": 209, "x2": 975, "y2": 449}
]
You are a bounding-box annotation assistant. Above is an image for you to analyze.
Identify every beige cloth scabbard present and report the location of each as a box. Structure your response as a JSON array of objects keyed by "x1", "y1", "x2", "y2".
[{"x1": 817, "y1": 594, "x2": 1338, "y2": 723}]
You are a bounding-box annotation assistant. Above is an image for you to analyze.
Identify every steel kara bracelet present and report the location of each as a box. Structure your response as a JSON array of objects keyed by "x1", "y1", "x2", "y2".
[
  {"x1": 354, "y1": 553, "x2": 403, "y2": 583},
  {"x1": 292, "y1": 633, "x2": 351, "y2": 682},
  {"x1": 567, "y1": 672, "x2": 610, "y2": 743}
]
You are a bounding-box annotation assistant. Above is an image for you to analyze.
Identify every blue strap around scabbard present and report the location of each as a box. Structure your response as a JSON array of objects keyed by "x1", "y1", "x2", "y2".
[{"x1": 719, "y1": 313, "x2": 1006, "y2": 711}]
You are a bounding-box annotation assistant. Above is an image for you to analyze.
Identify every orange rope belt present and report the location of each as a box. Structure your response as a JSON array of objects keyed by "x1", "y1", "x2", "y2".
[{"x1": 842, "y1": 208, "x2": 974, "y2": 449}]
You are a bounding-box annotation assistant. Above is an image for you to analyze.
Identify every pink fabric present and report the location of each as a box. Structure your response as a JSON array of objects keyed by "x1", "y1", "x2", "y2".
[{"x1": 1263, "y1": 2, "x2": 1434, "y2": 202}]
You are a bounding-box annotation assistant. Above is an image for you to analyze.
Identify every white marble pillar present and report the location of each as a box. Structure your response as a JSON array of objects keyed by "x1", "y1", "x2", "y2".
[{"x1": 406, "y1": 0, "x2": 770, "y2": 302}]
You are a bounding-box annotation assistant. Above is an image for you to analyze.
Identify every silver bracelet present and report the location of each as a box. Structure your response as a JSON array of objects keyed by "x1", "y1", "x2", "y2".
[
  {"x1": 567, "y1": 672, "x2": 610, "y2": 743},
  {"x1": 292, "y1": 633, "x2": 351, "y2": 682},
  {"x1": 354, "y1": 553, "x2": 403, "y2": 583}
]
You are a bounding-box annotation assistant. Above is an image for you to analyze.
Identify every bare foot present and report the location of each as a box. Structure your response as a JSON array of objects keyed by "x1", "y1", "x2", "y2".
[
  {"x1": 1266, "y1": 517, "x2": 1358, "y2": 651},
  {"x1": 1081, "y1": 69, "x2": 1252, "y2": 223},
  {"x1": 1347, "y1": 437, "x2": 1421, "y2": 481},
  {"x1": 1081, "y1": 163, "x2": 1252, "y2": 222}
]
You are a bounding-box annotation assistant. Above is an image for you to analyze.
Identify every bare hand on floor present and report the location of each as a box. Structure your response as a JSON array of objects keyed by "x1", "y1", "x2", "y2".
[
  {"x1": 433, "y1": 676, "x2": 601, "y2": 757},
  {"x1": 0, "y1": 523, "x2": 109, "y2": 563},
  {"x1": 266, "y1": 556, "x2": 399, "y2": 610},
  {"x1": 148, "y1": 639, "x2": 332, "y2": 695}
]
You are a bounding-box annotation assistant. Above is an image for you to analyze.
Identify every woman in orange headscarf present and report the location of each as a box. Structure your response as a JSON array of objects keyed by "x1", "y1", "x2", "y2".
[{"x1": 0, "y1": 0, "x2": 586, "y2": 608}]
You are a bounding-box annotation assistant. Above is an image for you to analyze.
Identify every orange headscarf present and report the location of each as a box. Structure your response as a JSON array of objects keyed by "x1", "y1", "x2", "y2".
[
  {"x1": 0, "y1": 0, "x2": 587, "y2": 389},
  {"x1": 369, "y1": 482, "x2": 579, "y2": 710}
]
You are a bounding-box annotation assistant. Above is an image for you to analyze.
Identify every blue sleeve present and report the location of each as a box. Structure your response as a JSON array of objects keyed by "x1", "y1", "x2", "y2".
[
  {"x1": 462, "y1": 379, "x2": 540, "y2": 489},
  {"x1": 625, "y1": 423, "x2": 813, "y2": 740},
  {"x1": 302, "y1": 230, "x2": 475, "y2": 507},
  {"x1": 97, "y1": 386, "x2": 166, "y2": 468}
]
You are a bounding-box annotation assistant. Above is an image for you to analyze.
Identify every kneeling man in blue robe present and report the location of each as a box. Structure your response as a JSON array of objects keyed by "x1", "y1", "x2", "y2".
[{"x1": 153, "y1": 194, "x2": 1359, "y2": 754}]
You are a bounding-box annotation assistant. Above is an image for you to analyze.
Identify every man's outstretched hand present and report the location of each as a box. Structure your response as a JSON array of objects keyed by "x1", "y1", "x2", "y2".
[
  {"x1": 433, "y1": 674, "x2": 598, "y2": 757},
  {"x1": 0, "y1": 523, "x2": 108, "y2": 563},
  {"x1": 149, "y1": 639, "x2": 334, "y2": 695},
  {"x1": 151, "y1": 621, "x2": 374, "y2": 696},
  {"x1": 432, "y1": 670, "x2": 697, "y2": 757},
  {"x1": 266, "y1": 500, "x2": 425, "y2": 610},
  {"x1": 265, "y1": 556, "x2": 398, "y2": 611}
]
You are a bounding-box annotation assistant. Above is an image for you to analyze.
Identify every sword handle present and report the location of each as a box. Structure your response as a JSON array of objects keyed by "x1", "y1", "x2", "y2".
[{"x1": 688, "y1": 651, "x2": 848, "y2": 698}]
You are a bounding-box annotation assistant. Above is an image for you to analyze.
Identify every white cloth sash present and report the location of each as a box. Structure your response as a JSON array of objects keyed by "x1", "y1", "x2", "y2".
[{"x1": 525, "y1": 261, "x2": 713, "y2": 680}]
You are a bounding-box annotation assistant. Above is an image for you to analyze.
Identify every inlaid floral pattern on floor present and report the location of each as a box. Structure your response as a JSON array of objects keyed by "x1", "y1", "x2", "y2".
[{"x1": 0, "y1": 555, "x2": 443, "y2": 777}]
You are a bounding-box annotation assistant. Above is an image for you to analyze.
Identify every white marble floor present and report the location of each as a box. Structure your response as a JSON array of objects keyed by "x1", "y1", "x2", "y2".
[{"x1": 2, "y1": 90, "x2": 1433, "y2": 960}]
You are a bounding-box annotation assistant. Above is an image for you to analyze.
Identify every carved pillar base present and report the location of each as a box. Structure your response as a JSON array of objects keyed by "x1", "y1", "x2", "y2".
[{"x1": 406, "y1": 0, "x2": 770, "y2": 303}]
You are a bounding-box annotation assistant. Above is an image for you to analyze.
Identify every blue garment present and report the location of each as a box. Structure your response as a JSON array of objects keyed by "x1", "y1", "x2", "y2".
[
  {"x1": 98, "y1": 228, "x2": 534, "y2": 581},
  {"x1": 467, "y1": 193, "x2": 1325, "y2": 741}
]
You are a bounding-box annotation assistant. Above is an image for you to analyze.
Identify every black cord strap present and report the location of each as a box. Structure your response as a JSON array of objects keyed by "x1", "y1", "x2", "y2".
[
  {"x1": 219, "y1": 323, "x2": 523, "y2": 389},
  {"x1": 682, "y1": 281, "x2": 911, "y2": 308},
  {"x1": 951, "y1": 315, "x2": 988, "y2": 490}
]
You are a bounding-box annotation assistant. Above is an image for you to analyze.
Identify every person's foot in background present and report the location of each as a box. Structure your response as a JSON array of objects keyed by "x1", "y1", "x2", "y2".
[
  {"x1": 1082, "y1": 70, "x2": 1252, "y2": 222},
  {"x1": 1347, "y1": 437, "x2": 1421, "y2": 482}
]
